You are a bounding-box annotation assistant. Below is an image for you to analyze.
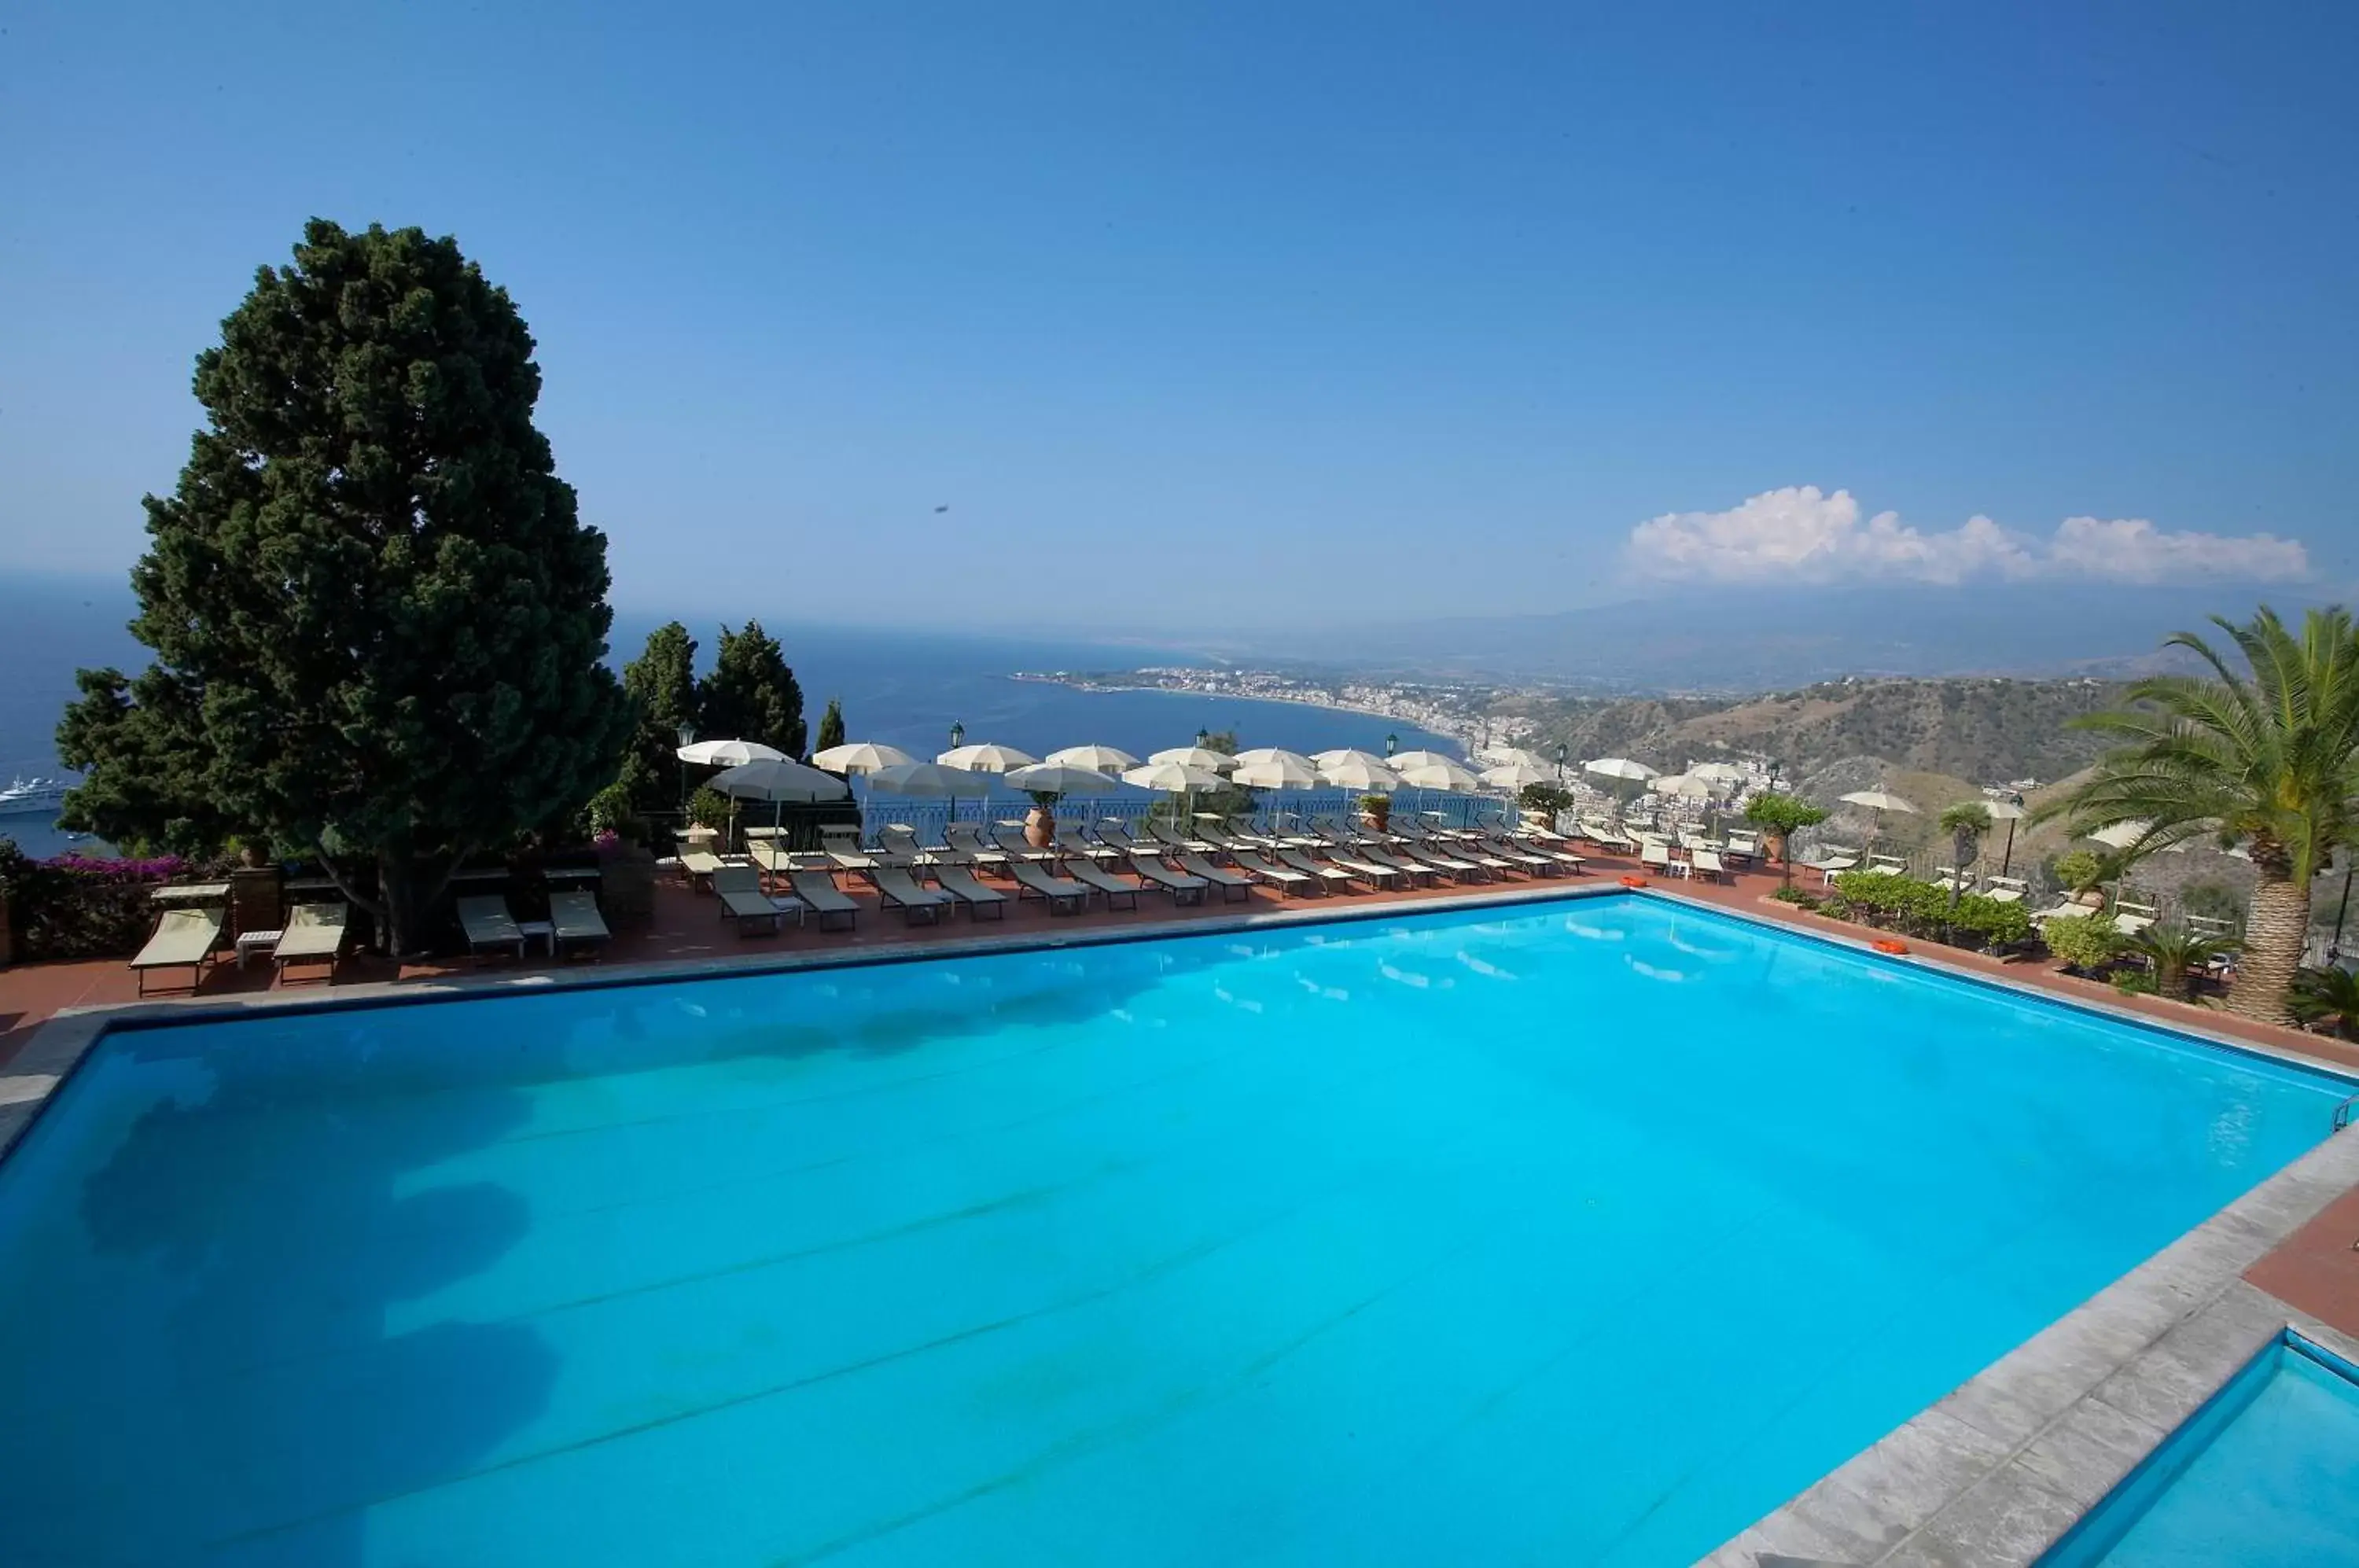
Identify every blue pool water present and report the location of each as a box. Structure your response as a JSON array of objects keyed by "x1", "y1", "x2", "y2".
[
  {"x1": 2041, "y1": 1331, "x2": 2359, "y2": 1567},
  {"x1": 0, "y1": 896, "x2": 2346, "y2": 1566}
]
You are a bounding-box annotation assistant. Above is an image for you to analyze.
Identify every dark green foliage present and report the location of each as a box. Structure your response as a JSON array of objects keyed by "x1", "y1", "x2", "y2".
[
  {"x1": 1518, "y1": 782, "x2": 1575, "y2": 818},
  {"x1": 54, "y1": 219, "x2": 631, "y2": 950},
  {"x1": 0, "y1": 841, "x2": 201, "y2": 962},
  {"x1": 2042, "y1": 913, "x2": 2125, "y2": 972},
  {"x1": 1769, "y1": 886, "x2": 1821, "y2": 909},
  {"x1": 688, "y1": 786, "x2": 736, "y2": 830},
  {"x1": 2291, "y1": 966, "x2": 2359, "y2": 1040},
  {"x1": 699, "y1": 621, "x2": 805, "y2": 759},
  {"x1": 1745, "y1": 791, "x2": 1830, "y2": 885},
  {"x1": 2132, "y1": 923, "x2": 2234, "y2": 1001},
  {"x1": 617, "y1": 620, "x2": 699, "y2": 815},
  {"x1": 815, "y1": 697, "x2": 846, "y2": 754},
  {"x1": 1825, "y1": 870, "x2": 2033, "y2": 950},
  {"x1": 2178, "y1": 879, "x2": 2244, "y2": 927}
]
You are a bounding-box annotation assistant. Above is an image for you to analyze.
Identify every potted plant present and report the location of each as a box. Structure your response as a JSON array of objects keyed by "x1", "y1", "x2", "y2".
[
  {"x1": 1025, "y1": 790, "x2": 1061, "y2": 848},
  {"x1": 1744, "y1": 791, "x2": 1829, "y2": 885},
  {"x1": 1360, "y1": 793, "x2": 1391, "y2": 834}
]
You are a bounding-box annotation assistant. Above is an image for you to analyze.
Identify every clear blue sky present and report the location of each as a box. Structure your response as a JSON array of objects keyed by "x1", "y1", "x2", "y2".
[{"x1": 3, "y1": 2, "x2": 2353, "y2": 629}]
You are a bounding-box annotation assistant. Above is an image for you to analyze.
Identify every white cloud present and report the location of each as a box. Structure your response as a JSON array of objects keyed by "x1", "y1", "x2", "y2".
[{"x1": 1623, "y1": 486, "x2": 2310, "y2": 587}]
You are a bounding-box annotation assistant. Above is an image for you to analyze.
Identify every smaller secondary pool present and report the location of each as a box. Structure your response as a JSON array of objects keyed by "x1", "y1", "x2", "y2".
[{"x1": 2040, "y1": 1331, "x2": 2359, "y2": 1567}]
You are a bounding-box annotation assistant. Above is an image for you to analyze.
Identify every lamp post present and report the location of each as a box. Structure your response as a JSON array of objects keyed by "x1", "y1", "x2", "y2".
[
  {"x1": 1386, "y1": 732, "x2": 1398, "y2": 758},
  {"x1": 675, "y1": 723, "x2": 696, "y2": 821},
  {"x1": 948, "y1": 720, "x2": 964, "y2": 751},
  {"x1": 1196, "y1": 727, "x2": 1210, "y2": 750},
  {"x1": 1554, "y1": 742, "x2": 1566, "y2": 784},
  {"x1": 1999, "y1": 791, "x2": 2025, "y2": 878}
]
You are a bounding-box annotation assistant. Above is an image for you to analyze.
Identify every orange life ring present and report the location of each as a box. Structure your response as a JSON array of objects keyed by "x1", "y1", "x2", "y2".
[
  {"x1": 1619, "y1": 874, "x2": 1651, "y2": 889},
  {"x1": 1871, "y1": 938, "x2": 1910, "y2": 955}
]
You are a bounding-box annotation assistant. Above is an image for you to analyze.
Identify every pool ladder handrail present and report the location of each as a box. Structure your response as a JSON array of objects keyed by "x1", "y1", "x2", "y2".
[{"x1": 2335, "y1": 1091, "x2": 2359, "y2": 1133}]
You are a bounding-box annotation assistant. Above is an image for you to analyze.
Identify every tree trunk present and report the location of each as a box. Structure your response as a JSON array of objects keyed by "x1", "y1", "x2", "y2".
[
  {"x1": 377, "y1": 851, "x2": 460, "y2": 959},
  {"x1": 2230, "y1": 857, "x2": 2309, "y2": 1025}
]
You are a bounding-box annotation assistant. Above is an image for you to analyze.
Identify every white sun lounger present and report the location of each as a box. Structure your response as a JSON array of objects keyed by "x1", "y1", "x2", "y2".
[
  {"x1": 1276, "y1": 848, "x2": 1357, "y2": 893},
  {"x1": 270, "y1": 901, "x2": 347, "y2": 983},
  {"x1": 132, "y1": 904, "x2": 224, "y2": 994},
  {"x1": 1359, "y1": 846, "x2": 1438, "y2": 885},
  {"x1": 457, "y1": 896, "x2": 526, "y2": 963}
]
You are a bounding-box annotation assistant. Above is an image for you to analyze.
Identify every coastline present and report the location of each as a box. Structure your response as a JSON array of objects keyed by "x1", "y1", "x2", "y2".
[{"x1": 1008, "y1": 672, "x2": 1487, "y2": 749}]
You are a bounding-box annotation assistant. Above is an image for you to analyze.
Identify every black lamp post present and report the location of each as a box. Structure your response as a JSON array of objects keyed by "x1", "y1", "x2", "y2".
[
  {"x1": 1386, "y1": 732, "x2": 1398, "y2": 758},
  {"x1": 948, "y1": 720, "x2": 964, "y2": 751},
  {"x1": 1554, "y1": 742, "x2": 1567, "y2": 784},
  {"x1": 1196, "y1": 727, "x2": 1210, "y2": 749},
  {"x1": 1999, "y1": 791, "x2": 2026, "y2": 878}
]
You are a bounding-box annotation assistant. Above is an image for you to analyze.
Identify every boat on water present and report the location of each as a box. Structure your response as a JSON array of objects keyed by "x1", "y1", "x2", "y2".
[{"x1": 0, "y1": 777, "x2": 72, "y2": 818}]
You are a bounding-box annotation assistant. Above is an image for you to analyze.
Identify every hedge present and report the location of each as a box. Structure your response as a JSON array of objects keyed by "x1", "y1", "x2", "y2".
[
  {"x1": 0, "y1": 844, "x2": 193, "y2": 963},
  {"x1": 1822, "y1": 870, "x2": 2035, "y2": 951}
]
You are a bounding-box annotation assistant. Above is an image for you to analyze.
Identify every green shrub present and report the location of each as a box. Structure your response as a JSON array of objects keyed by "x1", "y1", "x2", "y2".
[
  {"x1": 688, "y1": 786, "x2": 736, "y2": 830},
  {"x1": 0, "y1": 841, "x2": 197, "y2": 961},
  {"x1": 2043, "y1": 912, "x2": 2124, "y2": 972},
  {"x1": 1770, "y1": 885, "x2": 1820, "y2": 908},
  {"x1": 1824, "y1": 870, "x2": 2033, "y2": 950}
]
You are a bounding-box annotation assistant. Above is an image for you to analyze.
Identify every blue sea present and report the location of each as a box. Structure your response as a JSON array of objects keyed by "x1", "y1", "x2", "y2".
[{"x1": 0, "y1": 579, "x2": 1452, "y2": 859}]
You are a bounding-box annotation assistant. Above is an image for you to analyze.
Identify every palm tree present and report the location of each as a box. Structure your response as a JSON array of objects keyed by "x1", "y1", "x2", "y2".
[
  {"x1": 2132, "y1": 924, "x2": 2234, "y2": 1002},
  {"x1": 2037, "y1": 605, "x2": 2359, "y2": 1024},
  {"x1": 1938, "y1": 801, "x2": 1991, "y2": 909},
  {"x1": 2291, "y1": 966, "x2": 2359, "y2": 1039}
]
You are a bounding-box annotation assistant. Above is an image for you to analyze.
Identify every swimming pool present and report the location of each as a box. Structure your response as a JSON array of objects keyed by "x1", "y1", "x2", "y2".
[
  {"x1": 2038, "y1": 1331, "x2": 2359, "y2": 1567},
  {"x1": 0, "y1": 895, "x2": 2346, "y2": 1566}
]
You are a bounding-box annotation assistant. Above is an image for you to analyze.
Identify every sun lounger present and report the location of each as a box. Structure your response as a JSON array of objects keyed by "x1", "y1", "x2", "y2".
[
  {"x1": 990, "y1": 821, "x2": 1057, "y2": 863},
  {"x1": 1234, "y1": 852, "x2": 1316, "y2": 896},
  {"x1": 545, "y1": 890, "x2": 610, "y2": 956},
  {"x1": 1065, "y1": 859, "x2": 1143, "y2": 910},
  {"x1": 1358, "y1": 846, "x2": 1438, "y2": 886},
  {"x1": 943, "y1": 823, "x2": 1010, "y2": 868},
  {"x1": 1172, "y1": 852, "x2": 1253, "y2": 901},
  {"x1": 869, "y1": 865, "x2": 951, "y2": 925},
  {"x1": 679, "y1": 848, "x2": 725, "y2": 889},
  {"x1": 1866, "y1": 855, "x2": 1910, "y2": 877},
  {"x1": 1129, "y1": 855, "x2": 1209, "y2": 904},
  {"x1": 819, "y1": 826, "x2": 877, "y2": 871},
  {"x1": 1640, "y1": 841, "x2": 1682, "y2": 879},
  {"x1": 2113, "y1": 898, "x2": 2160, "y2": 937},
  {"x1": 1326, "y1": 851, "x2": 1406, "y2": 889},
  {"x1": 1276, "y1": 848, "x2": 1357, "y2": 893},
  {"x1": 1689, "y1": 848, "x2": 1729, "y2": 883},
  {"x1": 457, "y1": 896, "x2": 527, "y2": 963},
  {"x1": 132, "y1": 904, "x2": 224, "y2": 994},
  {"x1": 1406, "y1": 843, "x2": 1485, "y2": 881},
  {"x1": 714, "y1": 865, "x2": 792, "y2": 936},
  {"x1": 932, "y1": 863, "x2": 1008, "y2": 919},
  {"x1": 788, "y1": 870, "x2": 858, "y2": 930},
  {"x1": 1481, "y1": 837, "x2": 1555, "y2": 874},
  {"x1": 1010, "y1": 860, "x2": 1089, "y2": 915},
  {"x1": 1798, "y1": 849, "x2": 1859, "y2": 885},
  {"x1": 270, "y1": 900, "x2": 347, "y2": 983},
  {"x1": 1094, "y1": 819, "x2": 1150, "y2": 856},
  {"x1": 1984, "y1": 876, "x2": 2029, "y2": 904}
]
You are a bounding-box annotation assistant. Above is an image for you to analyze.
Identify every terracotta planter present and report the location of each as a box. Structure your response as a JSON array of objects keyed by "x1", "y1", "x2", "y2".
[
  {"x1": 1362, "y1": 804, "x2": 1390, "y2": 834},
  {"x1": 1025, "y1": 805, "x2": 1056, "y2": 848}
]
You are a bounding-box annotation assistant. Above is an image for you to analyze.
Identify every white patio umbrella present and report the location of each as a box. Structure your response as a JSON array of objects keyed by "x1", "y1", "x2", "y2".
[
  {"x1": 1046, "y1": 742, "x2": 1140, "y2": 774},
  {"x1": 1399, "y1": 760, "x2": 1479, "y2": 790},
  {"x1": 1689, "y1": 761, "x2": 1748, "y2": 783},
  {"x1": 810, "y1": 740, "x2": 917, "y2": 775},
  {"x1": 1651, "y1": 773, "x2": 1715, "y2": 799},
  {"x1": 706, "y1": 756, "x2": 852, "y2": 848},
  {"x1": 1312, "y1": 747, "x2": 1393, "y2": 772},
  {"x1": 1387, "y1": 749, "x2": 1460, "y2": 772},
  {"x1": 1121, "y1": 761, "x2": 1227, "y2": 793},
  {"x1": 1004, "y1": 762, "x2": 1131, "y2": 797},
  {"x1": 2088, "y1": 819, "x2": 2192, "y2": 855},
  {"x1": 863, "y1": 762, "x2": 983, "y2": 797},
  {"x1": 1478, "y1": 745, "x2": 1551, "y2": 771},
  {"x1": 1149, "y1": 744, "x2": 1237, "y2": 771},
  {"x1": 677, "y1": 738, "x2": 788, "y2": 767},
  {"x1": 1231, "y1": 747, "x2": 1317, "y2": 773},
  {"x1": 1585, "y1": 756, "x2": 1658, "y2": 782},
  {"x1": 1983, "y1": 797, "x2": 2028, "y2": 875},
  {"x1": 1479, "y1": 760, "x2": 1552, "y2": 791},
  {"x1": 1231, "y1": 755, "x2": 1321, "y2": 790},
  {"x1": 1319, "y1": 756, "x2": 1401, "y2": 791},
  {"x1": 937, "y1": 741, "x2": 1038, "y2": 773},
  {"x1": 1838, "y1": 790, "x2": 1919, "y2": 815}
]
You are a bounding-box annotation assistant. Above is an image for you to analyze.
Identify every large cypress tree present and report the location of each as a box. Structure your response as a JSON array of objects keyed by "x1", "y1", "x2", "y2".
[
  {"x1": 697, "y1": 621, "x2": 806, "y2": 758},
  {"x1": 616, "y1": 620, "x2": 701, "y2": 815},
  {"x1": 57, "y1": 219, "x2": 631, "y2": 951}
]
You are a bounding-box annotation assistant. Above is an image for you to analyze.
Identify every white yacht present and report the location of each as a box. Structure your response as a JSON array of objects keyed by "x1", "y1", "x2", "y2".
[{"x1": 0, "y1": 777, "x2": 72, "y2": 818}]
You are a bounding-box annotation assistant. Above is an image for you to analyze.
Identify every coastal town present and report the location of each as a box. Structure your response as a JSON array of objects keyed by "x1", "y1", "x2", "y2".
[{"x1": 1013, "y1": 664, "x2": 1544, "y2": 752}]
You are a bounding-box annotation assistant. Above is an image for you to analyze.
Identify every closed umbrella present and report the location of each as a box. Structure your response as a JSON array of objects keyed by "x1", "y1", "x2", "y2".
[
  {"x1": 1150, "y1": 744, "x2": 1237, "y2": 771},
  {"x1": 1584, "y1": 757, "x2": 1658, "y2": 782},
  {"x1": 811, "y1": 741, "x2": 916, "y2": 775},
  {"x1": 1046, "y1": 743, "x2": 1140, "y2": 773},
  {"x1": 677, "y1": 738, "x2": 787, "y2": 767},
  {"x1": 937, "y1": 742, "x2": 1038, "y2": 773}
]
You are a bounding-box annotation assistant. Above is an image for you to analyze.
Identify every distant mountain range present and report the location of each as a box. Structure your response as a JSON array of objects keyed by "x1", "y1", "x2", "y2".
[{"x1": 1211, "y1": 584, "x2": 2334, "y2": 691}]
